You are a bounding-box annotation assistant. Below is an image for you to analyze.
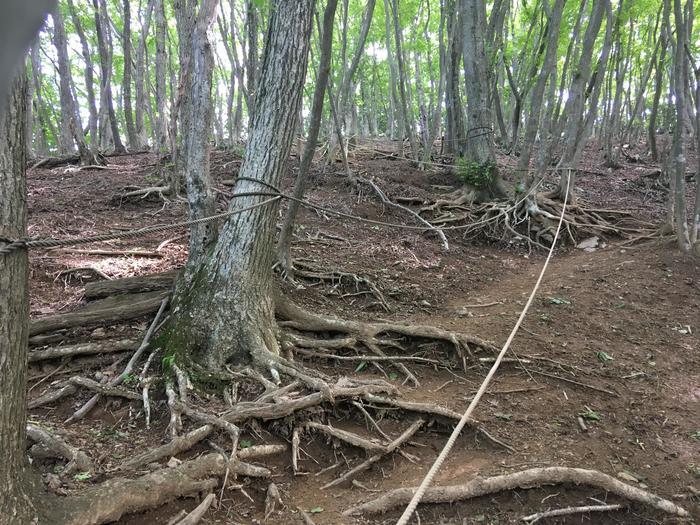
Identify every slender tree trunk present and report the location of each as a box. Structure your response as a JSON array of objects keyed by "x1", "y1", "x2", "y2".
[
  {"x1": 135, "y1": 0, "x2": 154, "y2": 149},
  {"x1": 52, "y1": 9, "x2": 94, "y2": 163},
  {"x1": 122, "y1": 0, "x2": 138, "y2": 149},
  {"x1": 245, "y1": 0, "x2": 259, "y2": 128},
  {"x1": 93, "y1": 0, "x2": 126, "y2": 153},
  {"x1": 0, "y1": 71, "x2": 36, "y2": 525},
  {"x1": 383, "y1": 0, "x2": 402, "y2": 150},
  {"x1": 515, "y1": 0, "x2": 565, "y2": 190},
  {"x1": 278, "y1": 0, "x2": 338, "y2": 276},
  {"x1": 444, "y1": 0, "x2": 465, "y2": 156},
  {"x1": 67, "y1": 0, "x2": 99, "y2": 149},
  {"x1": 166, "y1": 0, "x2": 315, "y2": 370},
  {"x1": 29, "y1": 44, "x2": 53, "y2": 155},
  {"x1": 154, "y1": 0, "x2": 169, "y2": 153},
  {"x1": 391, "y1": 0, "x2": 419, "y2": 161},
  {"x1": 553, "y1": 0, "x2": 608, "y2": 202},
  {"x1": 669, "y1": 0, "x2": 691, "y2": 252}
]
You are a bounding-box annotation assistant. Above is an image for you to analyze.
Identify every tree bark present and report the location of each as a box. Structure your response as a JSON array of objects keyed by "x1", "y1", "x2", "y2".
[
  {"x1": 0, "y1": 72, "x2": 36, "y2": 525},
  {"x1": 180, "y1": 0, "x2": 220, "y2": 276},
  {"x1": 167, "y1": 0, "x2": 315, "y2": 370},
  {"x1": 154, "y1": 0, "x2": 169, "y2": 153},
  {"x1": 135, "y1": 0, "x2": 155, "y2": 149},
  {"x1": 391, "y1": 0, "x2": 419, "y2": 161}
]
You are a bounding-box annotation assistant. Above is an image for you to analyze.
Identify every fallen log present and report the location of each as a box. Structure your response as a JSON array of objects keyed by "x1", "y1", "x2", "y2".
[
  {"x1": 30, "y1": 291, "x2": 170, "y2": 336},
  {"x1": 83, "y1": 271, "x2": 178, "y2": 300}
]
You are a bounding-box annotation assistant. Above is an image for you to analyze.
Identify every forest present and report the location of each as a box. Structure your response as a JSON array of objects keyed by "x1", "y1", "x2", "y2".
[{"x1": 0, "y1": 0, "x2": 699, "y2": 524}]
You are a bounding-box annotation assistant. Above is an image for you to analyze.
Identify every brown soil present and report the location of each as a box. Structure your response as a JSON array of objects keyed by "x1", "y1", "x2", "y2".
[{"x1": 25, "y1": 141, "x2": 699, "y2": 524}]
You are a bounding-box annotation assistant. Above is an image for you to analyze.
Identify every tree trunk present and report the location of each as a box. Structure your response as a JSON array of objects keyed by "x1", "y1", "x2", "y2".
[
  {"x1": 461, "y1": 0, "x2": 505, "y2": 198},
  {"x1": 135, "y1": 0, "x2": 155, "y2": 149},
  {"x1": 52, "y1": 9, "x2": 93, "y2": 163},
  {"x1": 391, "y1": 0, "x2": 419, "y2": 161},
  {"x1": 180, "y1": 0, "x2": 219, "y2": 277},
  {"x1": 67, "y1": 0, "x2": 99, "y2": 149},
  {"x1": 29, "y1": 44, "x2": 53, "y2": 155},
  {"x1": 154, "y1": 0, "x2": 169, "y2": 153},
  {"x1": 245, "y1": 0, "x2": 259, "y2": 128},
  {"x1": 166, "y1": 0, "x2": 314, "y2": 370},
  {"x1": 515, "y1": 0, "x2": 565, "y2": 190},
  {"x1": 277, "y1": 0, "x2": 338, "y2": 275},
  {"x1": 122, "y1": 0, "x2": 138, "y2": 149},
  {"x1": 383, "y1": 0, "x2": 402, "y2": 150},
  {"x1": 0, "y1": 72, "x2": 36, "y2": 525},
  {"x1": 669, "y1": 0, "x2": 691, "y2": 252},
  {"x1": 444, "y1": 0, "x2": 465, "y2": 156},
  {"x1": 93, "y1": 0, "x2": 126, "y2": 153},
  {"x1": 553, "y1": 0, "x2": 608, "y2": 202}
]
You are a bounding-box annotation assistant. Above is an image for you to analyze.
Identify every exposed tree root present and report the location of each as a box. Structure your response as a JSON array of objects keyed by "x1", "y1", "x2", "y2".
[
  {"x1": 521, "y1": 503, "x2": 624, "y2": 523},
  {"x1": 342, "y1": 466, "x2": 689, "y2": 517},
  {"x1": 287, "y1": 260, "x2": 390, "y2": 312},
  {"x1": 278, "y1": 295, "x2": 497, "y2": 382},
  {"x1": 116, "y1": 185, "x2": 172, "y2": 201},
  {"x1": 28, "y1": 339, "x2": 138, "y2": 362},
  {"x1": 414, "y1": 191, "x2": 647, "y2": 248},
  {"x1": 60, "y1": 448, "x2": 281, "y2": 525},
  {"x1": 26, "y1": 424, "x2": 94, "y2": 475}
]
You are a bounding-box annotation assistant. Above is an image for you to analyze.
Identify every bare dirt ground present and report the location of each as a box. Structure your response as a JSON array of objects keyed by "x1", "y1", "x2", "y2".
[{"x1": 25, "y1": 141, "x2": 699, "y2": 524}]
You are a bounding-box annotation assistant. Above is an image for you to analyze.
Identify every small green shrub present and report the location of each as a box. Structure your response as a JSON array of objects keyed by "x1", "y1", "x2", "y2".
[{"x1": 455, "y1": 157, "x2": 496, "y2": 190}]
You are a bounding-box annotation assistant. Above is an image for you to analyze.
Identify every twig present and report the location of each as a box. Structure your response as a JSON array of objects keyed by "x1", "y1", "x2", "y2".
[
  {"x1": 524, "y1": 368, "x2": 618, "y2": 396},
  {"x1": 521, "y1": 503, "x2": 624, "y2": 523}
]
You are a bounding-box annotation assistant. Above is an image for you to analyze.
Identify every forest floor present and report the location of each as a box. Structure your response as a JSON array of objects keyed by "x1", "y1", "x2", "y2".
[{"x1": 24, "y1": 140, "x2": 699, "y2": 524}]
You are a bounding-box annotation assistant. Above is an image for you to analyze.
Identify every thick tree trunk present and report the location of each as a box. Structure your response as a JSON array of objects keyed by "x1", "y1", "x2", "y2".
[
  {"x1": 0, "y1": 72, "x2": 36, "y2": 525},
  {"x1": 461, "y1": 0, "x2": 505, "y2": 198},
  {"x1": 167, "y1": 0, "x2": 314, "y2": 370},
  {"x1": 277, "y1": 0, "x2": 338, "y2": 275},
  {"x1": 245, "y1": 0, "x2": 259, "y2": 129}
]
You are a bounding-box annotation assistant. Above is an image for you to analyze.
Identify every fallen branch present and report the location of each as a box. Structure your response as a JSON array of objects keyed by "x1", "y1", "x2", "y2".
[
  {"x1": 55, "y1": 248, "x2": 163, "y2": 258},
  {"x1": 83, "y1": 271, "x2": 178, "y2": 299},
  {"x1": 342, "y1": 467, "x2": 689, "y2": 517}
]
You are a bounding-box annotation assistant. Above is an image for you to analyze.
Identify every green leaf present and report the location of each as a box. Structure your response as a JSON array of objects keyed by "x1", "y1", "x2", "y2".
[
  {"x1": 596, "y1": 351, "x2": 614, "y2": 363},
  {"x1": 494, "y1": 413, "x2": 512, "y2": 421},
  {"x1": 309, "y1": 507, "x2": 323, "y2": 514},
  {"x1": 355, "y1": 361, "x2": 367, "y2": 372},
  {"x1": 388, "y1": 372, "x2": 399, "y2": 381},
  {"x1": 239, "y1": 439, "x2": 253, "y2": 449},
  {"x1": 547, "y1": 297, "x2": 571, "y2": 305},
  {"x1": 74, "y1": 472, "x2": 92, "y2": 481},
  {"x1": 579, "y1": 409, "x2": 601, "y2": 421}
]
